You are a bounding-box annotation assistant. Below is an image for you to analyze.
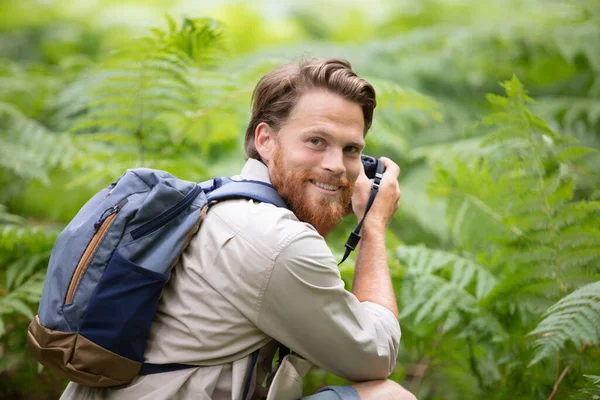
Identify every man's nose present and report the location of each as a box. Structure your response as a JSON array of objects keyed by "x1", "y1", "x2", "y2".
[{"x1": 321, "y1": 149, "x2": 346, "y2": 175}]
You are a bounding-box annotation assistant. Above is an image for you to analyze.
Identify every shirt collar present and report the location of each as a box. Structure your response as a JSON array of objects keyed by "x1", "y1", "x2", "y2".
[{"x1": 240, "y1": 158, "x2": 272, "y2": 184}]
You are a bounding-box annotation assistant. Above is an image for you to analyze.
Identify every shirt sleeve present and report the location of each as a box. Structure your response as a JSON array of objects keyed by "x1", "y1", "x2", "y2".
[{"x1": 255, "y1": 228, "x2": 401, "y2": 382}]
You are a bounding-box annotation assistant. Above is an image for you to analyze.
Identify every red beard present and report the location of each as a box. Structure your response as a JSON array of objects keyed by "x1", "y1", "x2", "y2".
[{"x1": 270, "y1": 146, "x2": 354, "y2": 235}]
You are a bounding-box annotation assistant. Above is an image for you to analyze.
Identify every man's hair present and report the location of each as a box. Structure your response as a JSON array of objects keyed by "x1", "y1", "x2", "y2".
[{"x1": 244, "y1": 58, "x2": 377, "y2": 160}]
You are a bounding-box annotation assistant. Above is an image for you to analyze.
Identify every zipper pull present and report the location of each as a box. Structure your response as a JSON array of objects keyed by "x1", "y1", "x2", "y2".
[
  {"x1": 93, "y1": 198, "x2": 129, "y2": 233},
  {"x1": 94, "y1": 207, "x2": 118, "y2": 233}
]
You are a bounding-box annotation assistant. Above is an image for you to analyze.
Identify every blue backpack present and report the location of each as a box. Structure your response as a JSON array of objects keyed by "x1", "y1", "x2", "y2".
[{"x1": 26, "y1": 168, "x2": 287, "y2": 388}]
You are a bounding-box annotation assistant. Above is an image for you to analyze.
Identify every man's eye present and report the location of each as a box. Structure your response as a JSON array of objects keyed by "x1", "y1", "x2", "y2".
[
  {"x1": 344, "y1": 146, "x2": 360, "y2": 154},
  {"x1": 309, "y1": 138, "x2": 324, "y2": 146}
]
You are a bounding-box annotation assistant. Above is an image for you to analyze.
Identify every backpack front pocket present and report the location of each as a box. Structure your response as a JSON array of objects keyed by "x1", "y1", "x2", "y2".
[
  {"x1": 78, "y1": 250, "x2": 167, "y2": 362},
  {"x1": 65, "y1": 198, "x2": 128, "y2": 305}
]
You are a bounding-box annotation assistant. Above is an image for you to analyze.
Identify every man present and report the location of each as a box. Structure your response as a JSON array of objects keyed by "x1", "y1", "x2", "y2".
[{"x1": 61, "y1": 58, "x2": 415, "y2": 400}]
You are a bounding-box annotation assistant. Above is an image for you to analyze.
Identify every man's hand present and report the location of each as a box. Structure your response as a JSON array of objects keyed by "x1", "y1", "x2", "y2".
[
  {"x1": 351, "y1": 157, "x2": 401, "y2": 228},
  {"x1": 351, "y1": 157, "x2": 401, "y2": 318}
]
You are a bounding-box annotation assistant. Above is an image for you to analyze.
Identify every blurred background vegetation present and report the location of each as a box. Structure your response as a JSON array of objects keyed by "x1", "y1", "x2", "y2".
[{"x1": 1, "y1": 0, "x2": 599, "y2": 398}]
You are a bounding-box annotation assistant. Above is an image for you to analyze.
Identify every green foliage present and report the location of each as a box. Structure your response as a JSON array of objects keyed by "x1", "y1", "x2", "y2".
[
  {"x1": 394, "y1": 76, "x2": 600, "y2": 399},
  {"x1": 66, "y1": 17, "x2": 225, "y2": 184},
  {"x1": 529, "y1": 281, "x2": 600, "y2": 365},
  {"x1": 1, "y1": 1, "x2": 600, "y2": 399},
  {"x1": 396, "y1": 246, "x2": 501, "y2": 334},
  {"x1": 569, "y1": 375, "x2": 600, "y2": 400},
  {"x1": 0, "y1": 206, "x2": 57, "y2": 385},
  {"x1": 0, "y1": 103, "x2": 74, "y2": 186}
]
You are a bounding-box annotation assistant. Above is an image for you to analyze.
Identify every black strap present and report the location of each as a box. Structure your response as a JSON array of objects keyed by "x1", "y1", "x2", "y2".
[
  {"x1": 339, "y1": 165, "x2": 385, "y2": 265},
  {"x1": 139, "y1": 362, "x2": 197, "y2": 375}
]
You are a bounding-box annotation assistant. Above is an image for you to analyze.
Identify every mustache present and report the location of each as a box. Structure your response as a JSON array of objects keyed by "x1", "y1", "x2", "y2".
[{"x1": 304, "y1": 172, "x2": 351, "y2": 188}]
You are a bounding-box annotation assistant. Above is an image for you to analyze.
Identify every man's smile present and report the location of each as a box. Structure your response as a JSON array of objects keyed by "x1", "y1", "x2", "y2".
[{"x1": 309, "y1": 180, "x2": 342, "y2": 195}]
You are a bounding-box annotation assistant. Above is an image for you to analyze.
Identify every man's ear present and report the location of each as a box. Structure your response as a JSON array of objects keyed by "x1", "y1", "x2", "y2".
[{"x1": 255, "y1": 122, "x2": 276, "y2": 164}]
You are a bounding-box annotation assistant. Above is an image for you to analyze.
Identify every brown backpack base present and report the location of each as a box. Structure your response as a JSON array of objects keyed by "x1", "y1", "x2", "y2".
[{"x1": 27, "y1": 315, "x2": 141, "y2": 387}]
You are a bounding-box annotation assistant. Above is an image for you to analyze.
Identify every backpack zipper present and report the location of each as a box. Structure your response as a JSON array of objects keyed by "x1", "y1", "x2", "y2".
[
  {"x1": 130, "y1": 185, "x2": 202, "y2": 240},
  {"x1": 64, "y1": 198, "x2": 127, "y2": 305}
]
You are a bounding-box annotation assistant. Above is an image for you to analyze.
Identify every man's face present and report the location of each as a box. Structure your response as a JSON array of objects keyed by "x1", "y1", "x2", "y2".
[{"x1": 266, "y1": 89, "x2": 365, "y2": 236}]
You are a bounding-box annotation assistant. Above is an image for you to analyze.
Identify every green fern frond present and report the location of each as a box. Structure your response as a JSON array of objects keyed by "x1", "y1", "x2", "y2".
[
  {"x1": 536, "y1": 97, "x2": 600, "y2": 131},
  {"x1": 528, "y1": 281, "x2": 600, "y2": 365},
  {"x1": 413, "y1": 276, "x2": 485, "y2": 330},
  {"x1": 556, "y1": 226, "x2": 600, "y2": 251},
  {"x1": 0, "y1": 223, "x2": 58, "y2": 253},
  {"x1": 0, "y1": 204, "x2": 23, "y2": 225},
  {"x1": 431, "y1": 78, "x2": 599, "y2": 274},
  {"x1": 0, "y1": 103, "x2": 74, "y2": 184},
  {"x1": 429, "y1": 157, "x2": 521, "y2": 248},
  {"x1": 478, "y1": 267, "x2": 556, "y2": 310},
  {"x1": 397, "y1": 164, "x2": 450, "y2": 243},
  {"x1": 0, "y1": 271, "x2": 45, "y2": 337},
  {"x1": 569, "y1": 375, "x2": 600, "y2": 400},
  {"x1": 0, "y1": 223, "x2": 51, "y2": 338},
  {"x1": 398, "y1": 246, "x2": 499, "y2": 297},
  {"x1": 151, "y1": 16, "x2": 225, "y2": 66},
  {"x1": 366, "y1": 76, "x2": 442, "y2": 119},
  {"x1": 68, "y1": 18, "x2": 223, "y2": 159},
  {"x1": 425, "y1": 79, "x2": 600, "y2": 346},
  {"x1": 0, "y1": 203, "x2": 59, "y2": 253},
  {"x1": 53, "y1": 17, "x2": 231, "y2": 185},
  {"x1": 555, "y1": 146, "x2": 598, "y2": 163},
  {"x1": 0, "y1": 210, "x2": 55, "y2": 339},
  {"x1": 551, "y1": 201, "x2": 600, "y2": 230},
  {"x1": 396, "y1": 246, "x2": 504, "y2": 338}
]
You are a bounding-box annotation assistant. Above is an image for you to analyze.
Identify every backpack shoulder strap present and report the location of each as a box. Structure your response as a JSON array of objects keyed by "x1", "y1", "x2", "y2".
[{"x1": 206, "y1": 179, "x2": 288, "y2": 209}]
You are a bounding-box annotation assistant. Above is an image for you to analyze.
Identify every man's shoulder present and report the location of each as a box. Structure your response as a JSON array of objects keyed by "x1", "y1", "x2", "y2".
[{"x1": 204, "y1": 198, "x2": 320, "y2": 257}]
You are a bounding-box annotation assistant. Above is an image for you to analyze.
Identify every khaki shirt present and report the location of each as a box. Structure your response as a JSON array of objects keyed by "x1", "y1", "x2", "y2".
[{"x1": 61, "y1": 159, "x2": 401, "y2": 400}]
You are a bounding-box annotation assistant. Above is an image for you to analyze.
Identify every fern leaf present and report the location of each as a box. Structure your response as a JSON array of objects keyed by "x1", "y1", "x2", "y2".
[
  {"x1": 68, "y1": 17, "x2": 222, "y2": 159},
  {"x1": 481, "y1": 268, "x2": 557, "y2": 310},
  {"x1": 528, "y1": 281, "x2": 600, "y2": 365},
  {"x1": 0, "y1": 204, "x2": 23, "y2": 225},
  {"x1": 551, "y1": 202, "x2": 600, "y2": 230},
  {"x1": 557, "y1": 226, "x2": 600, "y2": 251},
  {"x1": 569, "y1": 375, "x2": 600, "y2": 400},
  {"x1": 396, "y1": 246, "x2": 503, "y2": 337},
  {"x1": 0, "y1": 103, "x2": 74, "y2": 183},
  {"x1": 366, "y1": 76, "x2": 442, "y2": 119},
  {"x1": 6, "y1": 253, "x2": 48, "y2": 291},
  {"x1": 556, "y1": 248, "x2": 600, "y2": 269},
  {"x1": 1, "y1": 298, "x2": 34, "y2": 320},
  {"x1": 536, "y1": 96, "x2": 600, "y2": 131},
  {"x1": 0, "y1": 224, "x2": 57, "y2": 251},
  {"x1": 556, "y1": 146, "x2": 598, "y2": 163}
]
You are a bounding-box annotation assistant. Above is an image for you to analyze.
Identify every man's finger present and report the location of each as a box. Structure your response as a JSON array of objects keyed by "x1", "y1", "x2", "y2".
[{"x1": 379, "y1": 157, "x2": 400, "y2": 177}]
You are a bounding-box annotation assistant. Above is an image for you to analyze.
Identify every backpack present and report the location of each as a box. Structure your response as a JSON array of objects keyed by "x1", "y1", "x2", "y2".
[{"x1": 26, "y1": 168, "x2": 288, "y2": 388}]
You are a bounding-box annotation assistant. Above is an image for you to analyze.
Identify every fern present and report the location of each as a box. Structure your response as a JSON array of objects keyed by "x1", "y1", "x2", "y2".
[
  {"x1": 535, "y1": 97, "x2": 600, "y2": 133},
  {"x1": 367, "y1": 76, "x2": 442, "y2": 119},
  {"x1": 0, "y1": 221, "x2": 57, "y2": 332},
  {"x1": 0, "y1": 103, "x2": 74, "y2": 185},
  {"x1": 362, "y1": 76, "x2": 442, "y2": 160},
  {"x1": 64, "y1": 17, "x2": 224, "y2": 184},
  {"x1": 2, "y1": 2, "x2": 600, "y2": 398},
  {"x1": 431, "y1": 76, "x2": 599, "y2": 287},
  {"x1": 396, "y1": 246, "x2": 504, "y2": 338},
  {"x1": 528, "y1": 281, "x2": 600, "y2": 365},
  {"x1": 0, "y1": 267, "x2": 45, "y2": 338},
  {"x1": 569, "y1": 375, "x2": 600, "y2": 400},
  {"x1": 406, "y1": 76, "x2": 600, "y2": 398}
]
